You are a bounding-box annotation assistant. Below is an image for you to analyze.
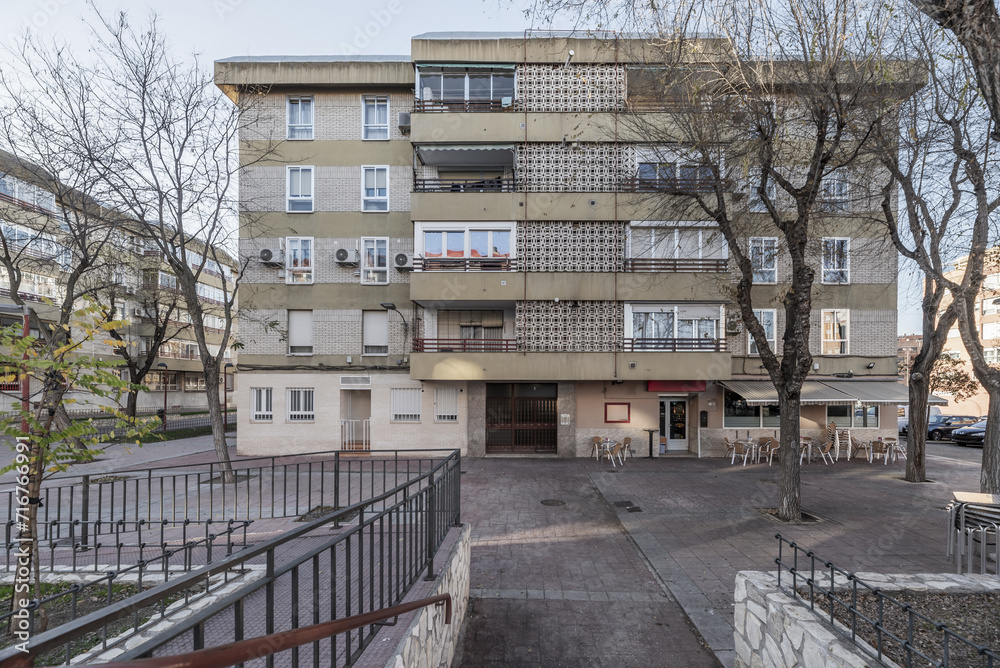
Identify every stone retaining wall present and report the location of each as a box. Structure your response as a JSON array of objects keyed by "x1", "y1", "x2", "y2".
[
  {"x1": 734, "y1": 570, "x2": 1000, "y2": 668},
  {"x1": 381, "y1": 523, "x2": 471, "y2": 668}
]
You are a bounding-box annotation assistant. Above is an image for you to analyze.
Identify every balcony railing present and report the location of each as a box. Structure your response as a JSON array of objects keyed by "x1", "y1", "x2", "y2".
[
  {"x1": 622, "y1": 337, "x2": 728, "y2": 352},
  {"x1": 415, "y1": 257, "x2": 519, "y2": 272},
  {"x1": 413, "y1": 338, "x2": 517, "y2": 352},
  {"x1": 413, "y1": 99, "x2": 514, "y2": 112},
  {"x1": 0, "y1": 287, "x2": 57, "y2": 303},
  {"x1": 0, "y1": 190, "x2": 60, "y2": 218},
  {"x1": 624, "y1": 257, "x2": 728, "y2": 272},
  {"x1": 414, "y1": 177, "x2": 516, "y2": 193},
  {"x1": 619, "y1": 177, "x2": 717, "y2": 193}
]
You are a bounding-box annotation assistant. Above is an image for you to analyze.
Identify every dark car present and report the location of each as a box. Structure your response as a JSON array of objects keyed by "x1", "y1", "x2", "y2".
[
  {"x1": 918, "y1": 415, "x2": 979, "y2": 441},
  {"x1": 952, "y1": 420, "x2": 987, "y2": 447}
]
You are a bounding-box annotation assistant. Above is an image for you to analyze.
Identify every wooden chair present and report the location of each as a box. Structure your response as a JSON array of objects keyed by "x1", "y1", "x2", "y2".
[{"x1": 621, "y1": 437, "x2": 633, "y2": 461}]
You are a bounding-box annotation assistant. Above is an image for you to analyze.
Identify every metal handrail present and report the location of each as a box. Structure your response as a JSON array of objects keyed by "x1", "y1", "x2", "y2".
[
  {"x1": 414, "y1": 177, "x2": 516, "y2": 192},
  {"x1": 413, "y1": 98, "x2": 514, "y2": 112},
  {"x1": 63, "y1": 594, "x2": 453, "y2": 668},
  {"x1": 413, "y1": 338, "x2": 517, "y2": 352},
  {"x1": 624, "y1": 257, "x2": 728, "y2": 272},
  {"x1": 414, "y1": 257, "x2": 518, "y2": 272},
  {"x1": 623, "y1": 338, "x2": 727, "y2": 352}
]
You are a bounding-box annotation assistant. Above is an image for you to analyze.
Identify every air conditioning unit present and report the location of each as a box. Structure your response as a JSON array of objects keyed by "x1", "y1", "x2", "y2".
[
  {"x1": 132, "y1": 308, "x2": 144, "y2": 318},
  {"x1": 335, "y1": 248, "x2": 360, "y2": 266},
  {"x1": 123, "y1": 285, "x2": 136, "y2": 295},
  {"x1": 397, "y1": 111, "x2": 411, "y2": 133},
  {"x1": 725, "y1": 315, "x2": 742, "y2": 335},
  {"x1": 258, "y1": 248, "x2": 283, "y2": 266},
  {"x1": 394, "y1": 252, "x2": 414, "y2": 271}
]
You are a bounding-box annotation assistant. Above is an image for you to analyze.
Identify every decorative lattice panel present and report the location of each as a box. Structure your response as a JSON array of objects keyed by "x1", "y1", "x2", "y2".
[
  {"x1": 518, "y1": 221, "x2": 626, "y2": 272},
  {"x1": 516, "y1": 64, "x2": 626, "y2": 112},
  {"x1": 516, "y1": 143, "x2": 635, "y2": 192},
  {"x1": 516, "y1": 301, "x2": 624, "y2": 352}
]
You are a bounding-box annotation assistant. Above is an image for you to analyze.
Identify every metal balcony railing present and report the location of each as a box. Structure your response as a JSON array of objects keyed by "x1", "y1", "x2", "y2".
[
  {"x1": 619, "y1": 177, "x2": 718, "y2": 193},
  {"x1": 622, "y1": 338, "x2": 728, "y2": 352},
  {"x1": 413, "y1": 338, "x2": 517, "y2": 352},
  {"x1": 414, "y1": 177, "x2": 516, "y2": 193},
  {"x1": 413, "y1": 98, "x2": 513, "y2": 112},
  {"x1": 0, "y1": 190, "x2": 60, "y2": 218},
  {"x1": 624, "y1": 257, "x2": 728, "y2": 272},
  {"x1": 414, "y1": 257, "x2": 519, "y2": 272}
]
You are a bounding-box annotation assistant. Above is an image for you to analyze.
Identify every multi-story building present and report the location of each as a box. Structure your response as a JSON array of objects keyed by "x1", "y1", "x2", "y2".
[
  {"x1": 218, "y1": 32, "x2": 906, "y2": 457},
  {"x1": 0, "y1": 151, "x2": 237, "y2": 416}
]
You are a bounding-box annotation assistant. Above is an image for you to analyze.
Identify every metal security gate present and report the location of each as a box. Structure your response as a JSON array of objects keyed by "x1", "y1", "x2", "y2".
[{"x1": 485, "y1": 383, "x2": 558, "y2": 453}]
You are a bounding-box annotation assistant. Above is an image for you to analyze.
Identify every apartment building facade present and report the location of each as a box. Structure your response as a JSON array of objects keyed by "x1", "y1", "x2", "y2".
[
  {"x1": 0, "y1": 155, "x2": 236, "y2": 416},
  {"x1": 218, "y1": 32, "x2": 905, "y2": 458}
]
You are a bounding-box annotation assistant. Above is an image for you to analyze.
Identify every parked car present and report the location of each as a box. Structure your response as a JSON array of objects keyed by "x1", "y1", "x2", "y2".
[
  {"x1": 952, "y1": 420, "x2": 987, "y2": 447},
  {"x1": 898, "y1": 405, "x2": 942, "y2": 435},
  {"x1": 923, "y1": 415, "x2": 979, "y2": 441}
]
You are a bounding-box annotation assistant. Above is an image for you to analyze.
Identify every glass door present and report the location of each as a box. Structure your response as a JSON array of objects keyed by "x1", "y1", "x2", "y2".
[{"x1": 667, "y1": 399, "x2": 687, "y2": 451}]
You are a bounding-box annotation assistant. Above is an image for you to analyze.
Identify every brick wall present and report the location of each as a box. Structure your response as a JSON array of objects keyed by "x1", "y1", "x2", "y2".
[
  {"x1": 241, "y1": 237, "x2": 413, "y2": 285},
  {"x1": 241, "y1": 165, "x2": 411, "y2": 213},
  {"x1": 242, "y1": 92, "x2": 413, "y2": 143}
]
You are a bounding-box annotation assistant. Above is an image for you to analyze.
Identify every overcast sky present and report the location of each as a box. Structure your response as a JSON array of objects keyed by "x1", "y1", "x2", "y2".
[{"x1": 2, "y1": 0, "x2": 923, "y2": 335}]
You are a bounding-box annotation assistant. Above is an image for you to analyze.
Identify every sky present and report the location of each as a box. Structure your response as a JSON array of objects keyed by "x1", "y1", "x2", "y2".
[{"x1": 1, "y1": 0, "x2": 925, "y2": 335}]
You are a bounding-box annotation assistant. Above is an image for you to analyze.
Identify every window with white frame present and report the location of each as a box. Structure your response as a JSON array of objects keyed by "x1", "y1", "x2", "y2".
[
  {"x1": 434, "y1": 387, "x2": 459, "y2": 422},
  {"x1": 749, "y1": 309, "x2": 776, "y2": 355},
  {"x1": 361, "y1": 238, "x2": 388, "y2": 284},
  {"x1": 416, "y1": 68, "x2": 515, "y2": 105},
  {"x1": 629, "y1": 225, "x2": 727, "y2": 262},
  {"x1": 822, "y1": 238, "x2": 850, "y2": 284},
  {"x1": 420, "y1": 227, "x2": 513, "y2": 262},
  {"x1": 820, "y1": 171, "x2": 849, "y2": 211},
  {"x1": 391, "y1": 388, "x2": 421, "y2": 422},
  {"x1": 285, "y1": 237, "x2": 313, "y2": 284},
  {"x1": 627, "y1": 303, "x2": 722, "y2": 349},
  {"x1": 983, "y1": 299, "x2": 1000, "y2": 316},
  {"x1": 362, "y1": 96, "x2": 389, "y2": 139},
  {"x1": 748, "y1": 179, "x2": 777, "y2": 213},
  {"x1": 287, "y1": 310, "x2": 314, "y2": 355},
  {"x1": 985, "y1": 348, "x2": 1000, "y2": 365},
  {"x1": 287, "y1": 97, "x2": 314, "y2": 140},
  {"x1": 287, "y1": 166, "x2": 314, "y2": 212},
  {"x1": 287, "y1": 388, "x2": 314, "y2": 421},
  {"x1": 362, "y1": 310, "x2": 389, "y2": 355},
  {"x1": 362, "y1": 166, "x2": 388, "y2": 211},
  {"x1": 251, "y1": 387, "x2": 273, "y2": 421},
  {"x1": 183, "y1": 373, "x2": 207, "y2": 392},
  {"x1": 636, "y1": 161, "x2": 713, "y2": 189},
  {"x1": 749, "y1": 237, "x2": 777, "y2": 283},
  {"x1": 827, "y1": 404, "x2": 878, "y2": 428},
  {"x1": 984, "y1": 321, "x2": 1000, "y2": 341},
  {"x1": 821, "y1": 310, "x2": 849, "y2": 355}
]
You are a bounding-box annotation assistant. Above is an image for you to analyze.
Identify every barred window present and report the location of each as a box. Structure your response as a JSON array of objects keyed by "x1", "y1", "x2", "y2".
[
  {"x1": 391, "y1": 388, "x2": 421, "y2": 422},
  {"x1": 287, "y1": 388, "x2": 314, "y2": 421},
  {"x1": 252, "y1": 387, "x2": 273, "y2": 422},
  {"x1": 434, "y1": 387, "x2": 459, "y2": 422}
]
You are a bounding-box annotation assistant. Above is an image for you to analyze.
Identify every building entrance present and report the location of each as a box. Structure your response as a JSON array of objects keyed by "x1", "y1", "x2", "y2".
[{"x1": 485, "y1": 383, "x2": 557, "y2": 453}]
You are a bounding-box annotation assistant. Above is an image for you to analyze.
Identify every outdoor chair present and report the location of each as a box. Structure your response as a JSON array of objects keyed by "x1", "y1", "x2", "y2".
[
  {"x1": 723, "y1": 437, "x2": 736, "y2": 461},
  {"x1": 621, "y1": 437, "x2": 633, "y2": 460},
  {"x1": 871, "y1": 440, "x2": 890, "y2": 465},
  {"x1": 731, "y1": 440, "x2": 752, "y2": 466},
  {"x1": 851, "y1": 436, "x2": 871, "y2": 462},
  {"x1": 886, "y1": 438, "x2": 905, "y2": 463},
  {"x1": 604, "y1": 442, "x2": 624, "y2": 467},
  {"x1": 591, "y1": 436, "x2": 603, "y2": 461},
  {"x1": 816, "y1": 440, "x2": 836, "y2": 465},
  {"x1": 759, "y1": 438, "x2": 780, "y2": 466}
]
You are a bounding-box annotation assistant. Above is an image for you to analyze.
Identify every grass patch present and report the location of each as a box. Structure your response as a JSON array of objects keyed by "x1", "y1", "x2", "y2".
[{"x1": 0, "y1": 581, "x2": 190, "y2": 664}]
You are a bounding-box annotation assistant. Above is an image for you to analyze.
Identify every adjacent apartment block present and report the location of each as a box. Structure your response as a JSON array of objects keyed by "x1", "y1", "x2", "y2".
[
  {"x1": 0, "y1": 152, "x2": 236, "y2": 416},
  {"x1": 217, "y1": 32, "x2": 907, "y2": 457}
]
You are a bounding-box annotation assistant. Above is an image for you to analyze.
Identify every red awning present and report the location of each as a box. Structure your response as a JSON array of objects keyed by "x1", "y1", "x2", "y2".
[{"x1": 647, "y1": 380, "x2": 706, "y2": 393}]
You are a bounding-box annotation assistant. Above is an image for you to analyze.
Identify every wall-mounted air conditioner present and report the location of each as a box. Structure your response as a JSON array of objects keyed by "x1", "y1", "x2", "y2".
[
  {"x1": 394, "y1": 252, "x2": 414, "y2": 271},
  {"x1": 335, "y1": 248, "x2": 360, "y2": 266},
  {"x1": 258, "y1": 248, "x2": 283, "y2": 266}
]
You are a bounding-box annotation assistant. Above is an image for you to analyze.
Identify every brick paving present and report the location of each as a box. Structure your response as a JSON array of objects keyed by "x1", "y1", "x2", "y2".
[{"x1": 455, "y1": 445, "x2": 982, "y2": 667}]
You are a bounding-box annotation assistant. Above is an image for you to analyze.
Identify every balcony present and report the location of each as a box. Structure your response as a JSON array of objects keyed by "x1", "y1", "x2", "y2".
[
  {"x1": 624, "y1": 258, "x2": 728, "y2": 272},
  {"x1": 415, "y1": 257, "x2": 519, "y2": 272},
  {"x1": 413, "y1": 99, "x2": 515, "y2": 113},
  {"x1": 412, "y1": 338, "x2": 517, "y2": 352},
  {"x1": 0, "y1": 190, "x2": 60, "y2": 218},
  {"x1": 619, "y1": 177, "x2": 718, "y2": 193},
  {"x1": 414, "y1": 177, "x2": 516, "y2": 193}
]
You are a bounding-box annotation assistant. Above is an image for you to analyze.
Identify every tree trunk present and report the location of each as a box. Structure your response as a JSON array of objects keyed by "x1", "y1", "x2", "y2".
[
  {"x1": 777, "y1": 392, "x2": 802, "y2": 521},
  {"x1": 202, "y1": 361, "x2": 235, "y2": 484},
  {"x1": 126, "y1": 387, "x2": 139, "y2": 419},
  {"x1": 906, "y1": 369, "x2": 931, "y2": 483},
  {"x1": 982, "y1": 389, "x2": 1000, "y2": 493}
]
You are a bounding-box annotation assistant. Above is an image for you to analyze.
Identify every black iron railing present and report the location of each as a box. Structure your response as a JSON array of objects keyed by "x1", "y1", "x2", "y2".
[
  {"x1": 624, "y1": 257, "x2": 728, "y2": 272},
  {"x1": 0, "y1": 449, "x2": 460, "y2": 525},
  {"x1": 774, "y1": 534, "x2": 999, "y2": 667},
  {"x1": 413, "y1": 338, "x2": 517, "y2": 352},
  {"x1": 413, "y1": 177, "x2": 516, "y2": 192},
  {"x1": 623, "y1": 338, "x2": 727, "y2": 352},
  {"x1": 412, "y1": 98, "x2": 514, "y2": 112},
  {"x1": 0, "y1": 452, "x2": 462, "y2": 667},
  {"x1": 414, "y1": 257, "x2": 519, "y2": 271}
]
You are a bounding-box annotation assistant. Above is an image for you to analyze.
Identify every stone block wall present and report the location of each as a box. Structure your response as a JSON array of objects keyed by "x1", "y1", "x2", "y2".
[{"x1": 734, "y1": 570, "x2": 1000, "y2": 668}]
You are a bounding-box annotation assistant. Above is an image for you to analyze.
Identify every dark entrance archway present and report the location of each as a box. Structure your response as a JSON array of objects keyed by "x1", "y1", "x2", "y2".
[{"x1": 485, "y1": 383, "x2": 557, "y2": 453}]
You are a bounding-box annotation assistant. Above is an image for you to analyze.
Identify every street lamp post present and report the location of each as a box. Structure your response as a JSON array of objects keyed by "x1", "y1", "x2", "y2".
[
  {"x1": 224, "y1": 362, "x2": 234, "y2": 431},
  {"x1": 157, "y1": 362, "x2": 168, "y2": 432}
]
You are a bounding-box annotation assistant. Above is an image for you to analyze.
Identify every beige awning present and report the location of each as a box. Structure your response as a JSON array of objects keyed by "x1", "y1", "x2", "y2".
[{"x1": 720, "y1": 379, "x2": 948, "y2": 406}]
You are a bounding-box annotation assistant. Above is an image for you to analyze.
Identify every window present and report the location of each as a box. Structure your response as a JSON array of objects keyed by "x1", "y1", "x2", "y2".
[
  {"x1": 822, "y1": 310, "x2": 849, "y2": 355},
  {"x1": 362, "y1": 96, "x2": 389, "y2": 139},
  {"x1": 983, "y1": 299, "x2": 1000, "y2": 316},
  {"x1": 362, "y1": 310, "x2": 389, "y2": 355},
  {"x1": 437, "y1": 311, "x2": 504, "y2": 348},
  {"x1": 288, "y1": 310, "x2": 314, "y2": 355},
  {"x1": 434, "y1": 387, "x2": 459, "y2": 422},
  {"x1": 723, "y1": 389, "x2": 780, "y2": 428},
  {"x1": 750, "y1": 237, "x2": 777, "y2": 283},
  {"x1": 362, "y1": 166, "x2": 388, "y2": 211},
  {"x1": 748, "y1": 180, "x2": 777, "y2": 213},
  {"x1": 822, "y1": 238, "x2": 850, "y2": 284},
  {"x1": 391, "y1": 388, "x2": 421, "y2": 422},
  {"x1": 183, "y1": 373, "x2": 207, "y2": 392},
  {"x1": 827, "y1": 405, "x2": 878, "y2": 428},
  {"x1": 417, "y1": 68, "x2": 515, "y2": 105},
  {"x1": 287, "y1": 97, "x2": 314, "y2": 140},
  {"x1": 605, "y1": 403, "x2": 630, "y2": 423},
  {"x1": 361, "y1": 238, "x2": 388, "y2": 284},
  {"x1": 149, "y1": 371, "x2": 179, "y2": 392},
  {"x1": 285, "y1": 237, "x2": 313, "y2": 284},
  {"x1": 629, "y1": 225, "x2": 727, "y2": 262},
  {"x1": 636, "y1": 162, "x2": 713, "y2": 190},
  {"x1": 986, "y1": 348, "x2": 1000, "y2": 365},
  {"x1": 749, "y1": 309, "x2": 776, "y2": 355},
  {"x1": 287, "y1": 166, "x2": 314, "y2": 212},
  {"x1": 287, "y1": 388, "x2": 315, "y2": 421},
  {"x1": 421, "y1": 228, "x2": 513, "y2": 262},
  {"x1": 627, "y1": 304, "x2": 721, "y2": 349},
  {"x1": 820, "y1": 172, "x2": 849, "y2": 211},
  {"x1": 251, "y1": 388, "x2": 273, "y2": 421}
]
